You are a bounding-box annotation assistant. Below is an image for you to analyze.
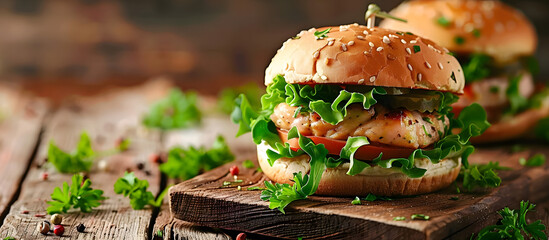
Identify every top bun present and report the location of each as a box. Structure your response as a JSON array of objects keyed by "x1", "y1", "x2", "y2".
[
  {"x1": 265, "y1": 24, "x2": 465, "y2": 94},
  {"x1": 380, "y1": 0, "x2": 537, "y2": 63}
]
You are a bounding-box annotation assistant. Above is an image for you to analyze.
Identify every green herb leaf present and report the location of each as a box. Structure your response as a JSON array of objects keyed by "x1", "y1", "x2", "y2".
[
  {"x1": 314, "y1": 28, "x2": 331, "y2": 39},
  {"x1": 242, "y1": 159, "x2": 255, "y2": 169},
  {"x1": 394, "y1": 216, "x2": 406, "y2": 221},
  {"x1": 475, "y1": 201, "x2": 547, "y2": 240},
  {"x1": 247, "y1": 186, "x2": 265, "y2": 191},
  {"x1": 156, "y1": 230, "x2": 163, "y2": 238},
  {"x1": 450, "y1": 196, "x2": 459, "y2": 200},
  {"x1": 364, "y1": 193, "x2": 392, "y2": 201},
  {"x1": 160, "y1": 135, "x2": 234, "y2": 180},
  {"x1": 114, "y1": 172, "x2": 167, "y2": 210},
  {"x1": 351, "y1": 197, "x2": 362, "y2": 205},
  {"x1": 411, "y1": 214, "x2": 430, "y2": 220},
  {"x1": 454, "y1": 36, "x2": 466, "y2": 45},
  {"x1": 142, "y1": 89, "x2": 201, "y2": 130},
  {"x1": 505, "y1": 75, "x2": 529, "y2": 116},
  {"x1": 461, "y1": 54, "x2": 492, "y2": 83},
  {"x1": 47, "y1": 174, "x2": 106, "y2": 214},
  {"x1": 459, "y1": 161, "x2": 510, "y2": 191},
  {"x1": 489, "y1": 86, "x2": 499, "y2": 94},
  {"x1": 413, "y1": 45, "x2": 421, "y2": 53},
  {"x1": 436, "y1": 16, "x2": 452, "y2": 27},
  {"x1": 48, "y1": 132, "x2": 94, "y2": 173},
  {"x1": 218, "y1": 83, "x2": 264, "y2": 115},
  {"x1": 519, "y1": 154, "x2": 546, "y2": 167},
  {"x1": 472, "y1": 29, "x2": 481, "y2": 38},
  {"x1": 522, "y1": 56, "x2": 540, "y2": 75}
]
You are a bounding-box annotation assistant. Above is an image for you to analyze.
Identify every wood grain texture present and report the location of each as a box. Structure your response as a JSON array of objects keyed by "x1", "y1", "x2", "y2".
[
  {"x1": 153, "y1": 113, "x2": 257, "y2": 240},
  {"x1": 0, "y1": 81, "x2": 171, "y2": 239},
  {"x1": 170, "y1": 144, "x2": 549, "y2": 240},
  {"x1": 0, "y1": 87, "x2": 48, "y2": 221}
]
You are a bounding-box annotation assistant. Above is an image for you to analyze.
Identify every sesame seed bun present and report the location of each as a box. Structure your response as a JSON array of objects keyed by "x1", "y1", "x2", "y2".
[
  {"x1": 265, "y1": 24, "x2": 465, "y2": 94},
  {"x1": 257, "y1": 142, "x2": 461, "y2": 196},
  {"x1": 380, "y1": 0, "x2": 537, "y2": 63}
]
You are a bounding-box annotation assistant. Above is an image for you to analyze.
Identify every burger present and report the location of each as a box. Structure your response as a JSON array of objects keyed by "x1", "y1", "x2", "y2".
[
  {"x1": 380, "y1": 0, "x2": 549, "y2": 143},
  {"x1": 232, "y1": 22, "x2": 489, "y2": 212}
]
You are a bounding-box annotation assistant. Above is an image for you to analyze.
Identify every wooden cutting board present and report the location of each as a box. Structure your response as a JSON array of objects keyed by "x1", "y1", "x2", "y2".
[{"x1": 168, "y1": 144, "x2": 549, "y2": 240}]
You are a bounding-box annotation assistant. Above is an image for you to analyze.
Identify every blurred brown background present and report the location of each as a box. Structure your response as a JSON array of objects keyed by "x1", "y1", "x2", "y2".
[{"x1": 0, "y1": 0, "x2": 547, "y2": 99}]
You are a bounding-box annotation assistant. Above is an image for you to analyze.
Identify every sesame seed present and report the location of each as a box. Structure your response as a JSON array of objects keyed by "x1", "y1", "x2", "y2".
[
  {"x1": 408, "y1": 64, "x2": 413, "y2": 71},
  {"x1": 358, "y1": 79, "x2": 365, "y2": 84},
  {"x1": 328, "y1": 40, "x2": 334, "y2": 46},
  {"x1": 369, "y1": 42, "x2": 374, "y2": 47},
  {"x1": 348, "y1": 41, "x2": 355, "y2": 46},
  {"x1": 369, "y1": 76, "x2": 376, "y2": 82},
  {"x1": 401, "y1": 39, "x2": 407, "y2": 44},
  {"x1": 410, "y1": 40, "x2": 417, "y2": 44},
  {"x1": 376, "y1": 47, "x2": 384, "y2": 52},
  {"x1": 352, "y1": 23, "x2": 359, "y2": 26},
  {"x1": 363, "y1": 30, "x2": 369, "y2": 35},
  {"x1": 383, "y1": 36, "x2": 391, "y2": 44},
  {"x1": 406, "y1": 48, "x2": 412, "y2": 54},
  {"x1": 313, "y1": 51, "x2": 320, "y2": 59},
  {"x1": 321, "y1": 75, "x2": 328, "y2": 80},
  {"x1": 356, "y1": 35, "x2": 365, "y2": 40},
  {"x1": 438, "y1": 62, "x2": 444, "y2": 69},
  {"x1": 363, "y1": 51, "x2": 368, "y2": 55},
  {"x1": 418, "y1": 73, "x2": 423, "y2": 81},
  {"x1": 425, "y1": 61, "x2": 432, "y2": 69},
  {"x1": 327, "y1": 38, "x2": 335, "y2": 41},
  {"x1": 341, "y1": 43, "x2": 348, "y2": 52}
]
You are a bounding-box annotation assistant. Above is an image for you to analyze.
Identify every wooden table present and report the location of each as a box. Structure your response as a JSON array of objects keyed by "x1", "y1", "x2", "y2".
[{"x1": 0, "y1": 80, "x2": 547, "y2": 239}]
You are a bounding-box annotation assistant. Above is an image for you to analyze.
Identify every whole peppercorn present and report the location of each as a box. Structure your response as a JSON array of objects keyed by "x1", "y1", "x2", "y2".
[
  {"x1": 229, "y1": 165, "x2": 239, "y2": 176},
  {"x1": 37, "y1": 221, "x2": 50, "y2": 235},
  {"x1": 50, "y1": 214, "x2": 62, "y2": 225},
  {"x1": 53, "y1": 225, "x2": 65, "y2": 236},
  {"x1": 76, "y1": 223, "x2": 86, "y2": 233}
]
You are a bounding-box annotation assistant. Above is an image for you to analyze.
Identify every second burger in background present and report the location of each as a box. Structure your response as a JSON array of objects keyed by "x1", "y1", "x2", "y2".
[
  {"x1": 381, "y1": 0, "x2": 549, "y2": 143},
  {"x1": 232, "y1": 5, "x2": 490, "y2": 213}
]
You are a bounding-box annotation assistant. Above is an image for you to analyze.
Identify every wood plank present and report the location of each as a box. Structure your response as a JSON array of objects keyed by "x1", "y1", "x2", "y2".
[
  {"x1": 153, "y1": 113, "x2": 256, "y2": 239},
  {"x1": 169, "y1": 144, "x2": 549, "y2": 240},
  {"x1": 0, "y1": 80, "x2": 171, "y2": 239},
  {"x1": 0, "y1": 87, "x2": 48, "y2": 221}
]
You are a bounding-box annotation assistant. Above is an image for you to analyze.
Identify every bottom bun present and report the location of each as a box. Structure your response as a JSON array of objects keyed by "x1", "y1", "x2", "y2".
[
  {"x1": 257, "y1": 143, "x2": 461, "y2": 196},
  {"x1": 472, "y1": 96, "x2": 549, "y2": 143}
]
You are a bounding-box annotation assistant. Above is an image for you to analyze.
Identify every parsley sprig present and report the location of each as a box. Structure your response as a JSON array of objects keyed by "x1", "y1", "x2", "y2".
[
  {"x1": 114, "y1": 172, "x2": 168, "y2": 210},
  {"x1": 313, "y1": 28, "x2": 331, "y2": 40},
  {"x1": 519, "y1": 154, "x2": 546, "y2": 167},
  {"x1": 475, "y1": 201, "x2": 547, "y2": 239},
  {"x1": 459, "y1": 162, "x2": 510, "y2": 191},
  {"x1": 160, "y1": 135, "x2": 234, "y2": 180},
  {"x1": 48, "y1": 132, "x2": 129, "y2": 173},
  {"x1": 142, "y1": 89, "x2": 201, "y2": 130},
  {"x1": 47, "y1": 174, "x2": 106, "y2": 214}
]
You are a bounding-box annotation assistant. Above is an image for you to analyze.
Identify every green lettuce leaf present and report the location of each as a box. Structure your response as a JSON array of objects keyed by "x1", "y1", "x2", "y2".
[
  {"x1": 505, "y1": 75, "x2": 529, "y2": 115},
  {"x1": 462, "y1": 53, "x2": 492, "y2": 83}
]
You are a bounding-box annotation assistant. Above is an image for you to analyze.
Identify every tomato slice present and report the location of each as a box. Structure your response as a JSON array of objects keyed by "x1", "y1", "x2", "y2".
[{"x1": 277, "y1": 130, "x2": 418, "y2": 161}]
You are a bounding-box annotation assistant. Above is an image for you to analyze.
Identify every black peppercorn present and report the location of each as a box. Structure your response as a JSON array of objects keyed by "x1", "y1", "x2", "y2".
[{"x1": 76, "y1": 223, "x2": 86, "y2": 233}]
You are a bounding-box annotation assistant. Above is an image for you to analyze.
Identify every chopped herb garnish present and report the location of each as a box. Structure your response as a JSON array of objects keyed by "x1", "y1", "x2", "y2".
[
  {"x1": 364, "y1": 193, "x2": 392, "y2": 201},
  {"x1": 405, "y1": 32, "x2": 414, "y2": 35},
  {"x1": 472, "y1": 29, "x2": 481, "y2": 38},
  {"x1": 156, "y1": 230, "x2": 163, "y2": 238},
  {"x1": 291, "y1": 36, "x2": 301, "y2": 40},
  {"x1": 422, "y1": 125, "x2": 433, "y2": 138},
  {"x1": 474, "y1": 201, "x2": 547, "y2": 240},
  {"x1": 394, "y1": 216, "x2": 406, "y2": 221},
  {"x1": 422, "y1": 117, "x2": 433, "y2": 124},
  {"x1": 436, "y1": 16, "x2": 452, "y2": 27},
  {"x1": 413, "y1": 45, "x2": 421, "y2": 53},
  {"x1": 454, "y1": 36, "x2": 466, "y2": 45},
  {"x1": 223, "y1": 180, "x2": 244, "y2": 186},
  {"x1": 450, "y1": 72, "x2": 456, "y2": 82},
  {"x1": 511, "y1": 144, "x2": 527, "y2": 153},
  {"x1": 489, "y1": 86, "x2": 500, "y2": 94},
  {"x1": 519, "y1": 154, "x2": 546, "y2": 167},
  {"x1": 450, "y1": 196, "x2": 459, "y2": 200},
  {"x1": 243, "y1": 159, "x2": 255, "y2": 169},
  {"x1": 293, "y1": 106, "x2": 303, "y2": 118},
  {"x1": 411, "y1": 214, "x2": 430, "y2": 220},
  {"x1": 314, "y1": 28, "x2": 331, "y2": 40},
  {"x1": 351, "y1": 196, "x2": 362, "y2": 205},
  {"x1": 505, "y1": 75, "x2": 529, "y2": 115},
  {"x1": 247, "y1": 186, "x2": 265, "y2": 191},
  {"x1": 396, "y1": 32, "x2": 404, "y2": 36}
]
